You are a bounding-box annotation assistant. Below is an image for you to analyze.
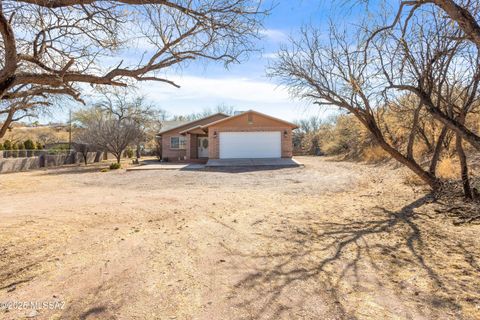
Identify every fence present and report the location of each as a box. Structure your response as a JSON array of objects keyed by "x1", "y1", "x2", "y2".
[{"x1": 0, "y1": 149, "x2": 105, "y2": 174}]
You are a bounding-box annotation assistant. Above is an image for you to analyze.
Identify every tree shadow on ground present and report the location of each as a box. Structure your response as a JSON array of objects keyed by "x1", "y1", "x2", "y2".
[
  {"x1": 198, "y1": 166, "x2": 298, "y2": 173},
  {"x1": 224, "y1": 195, "x2": 480, "y2": 319}
]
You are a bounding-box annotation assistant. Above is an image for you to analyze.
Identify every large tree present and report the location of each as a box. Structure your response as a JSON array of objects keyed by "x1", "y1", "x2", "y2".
[
  {"x1": 0, "y1": 0, "x2": 265, "y2": 137},
  {"x1": 268, "y1": 26, "x2": 441, "y2": 189},
  {"x1": 74, "y1": 89, "x2": 159, "y2": 164}
]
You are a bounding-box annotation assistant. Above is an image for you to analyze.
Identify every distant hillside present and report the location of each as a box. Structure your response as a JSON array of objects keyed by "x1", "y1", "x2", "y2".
[{"x1": 1, "y1": 124, "x2": 70, "y2": 145}]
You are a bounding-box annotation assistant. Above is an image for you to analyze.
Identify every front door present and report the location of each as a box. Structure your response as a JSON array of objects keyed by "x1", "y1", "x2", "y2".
[{"x1": 198, "y1": 137, "x2": 209, "y2": 158}]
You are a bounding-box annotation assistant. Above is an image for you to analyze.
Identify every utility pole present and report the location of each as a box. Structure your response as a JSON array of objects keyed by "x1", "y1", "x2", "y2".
[{"x1": 68, "y1": 109, "x2": 72, "y2": 151}]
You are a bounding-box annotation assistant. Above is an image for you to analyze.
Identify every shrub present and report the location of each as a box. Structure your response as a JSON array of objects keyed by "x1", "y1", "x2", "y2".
[
  {"x1": 100, "y1": 168, "x2": 109, "y2": 173},
  {"x1": 109, "y1": 162, "x2": 121, "y2": 170},
  {"x1": 125, "y1": 147, "x2": 134, "y2": 158},
  {"x1": 23, "y1": 139, "x2": 35, "y2": 150},
  {"x1": 36, "y1": 141, "x2": 43, "y2": 150},
  {"x1": 17, "y1": 142, "x2": 26, "y2": 157},
  {"x1": 362, "y1": 145, "x2": 389, "y2": 163},
  {"x1": 3, "y1": 140, "x2": 12, "y2": 150},
  {"x1": 11, "y1": 143, "x2": 18, "y2": 157},
  {"x1": 0, "y1": 143, "x2": 3, "y2": 151},
  {"x1": 437, "y1": 157, "x2": 460, "y2": 179}
]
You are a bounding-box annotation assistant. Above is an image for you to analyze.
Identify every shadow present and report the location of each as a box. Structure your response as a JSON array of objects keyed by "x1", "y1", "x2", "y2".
[
  {"x1": 195, "y1": 166, "x2": 300, "y2": 173},
  {"x1": 42, "y1": 164, "x2": 109, "y2": 176},
  {"x1": 79, "y1": 306, "x2": 107, "y2": 320},
  {"x1": 222, "y1": 195, "x2": 478, "y2": 319}
]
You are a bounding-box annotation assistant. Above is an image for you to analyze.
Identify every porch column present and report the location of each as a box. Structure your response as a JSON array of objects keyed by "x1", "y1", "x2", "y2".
[
  {"x1": 191, "y1": 134, "x2": 198, "y2": 159},
  {"x1": 186, "y1": 134, "x2": 192, "y2": 160}
]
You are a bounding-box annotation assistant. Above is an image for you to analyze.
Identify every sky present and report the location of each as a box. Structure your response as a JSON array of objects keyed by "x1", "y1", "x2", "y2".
[{"x1": 45, "y1": 0, "x2": 384, "y2": 124}]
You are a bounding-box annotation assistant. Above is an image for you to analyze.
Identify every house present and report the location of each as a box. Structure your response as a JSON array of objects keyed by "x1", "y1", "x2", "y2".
[{"x1": 157, "y1": 110, "x2": 298, "y2": 162}]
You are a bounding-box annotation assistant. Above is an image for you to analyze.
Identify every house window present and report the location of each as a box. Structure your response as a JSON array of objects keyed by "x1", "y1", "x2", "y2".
[{"x1": 170, "y1": 136, "x2": 186, "y2": 149}]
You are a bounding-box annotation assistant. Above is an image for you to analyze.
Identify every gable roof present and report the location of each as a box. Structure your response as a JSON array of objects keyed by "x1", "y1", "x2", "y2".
[
  {"x1": 160, "y1": 120, "x2": 190, "y2": 132},
  {"x1": 158, "y1": 113, "x2": 229, "y2": 135},
  {"x1": 201, "y1": 110, "x2": 298, "y2": 129}
]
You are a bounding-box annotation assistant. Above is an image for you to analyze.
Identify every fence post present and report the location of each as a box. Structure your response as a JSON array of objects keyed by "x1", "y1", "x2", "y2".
[{"x1": 39, "y1": 151, "x2": 46, "y2": 168}]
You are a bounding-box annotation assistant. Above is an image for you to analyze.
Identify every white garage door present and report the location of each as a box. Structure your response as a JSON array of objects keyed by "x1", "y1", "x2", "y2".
[{"x1": 219, "y1": 131, "x2": 281, "y2": 159}]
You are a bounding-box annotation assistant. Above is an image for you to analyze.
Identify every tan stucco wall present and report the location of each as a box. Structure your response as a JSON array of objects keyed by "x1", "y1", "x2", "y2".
[{"x1": 207, "y1": 113, "x2": 294, "y2": 159}]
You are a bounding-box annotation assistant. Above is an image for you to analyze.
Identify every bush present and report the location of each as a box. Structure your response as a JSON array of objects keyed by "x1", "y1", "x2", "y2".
[
  {"x1": 437, "y1": 157, "x2": 460, "y2": 179},
  {"x1": 125, "y1": 147, "x2": 134, "y2": 158},
  {"x1": 3, "y1": 140, "x2": 12, "y2": 150},
  {"x1": 362, "y1": 145, "x2": 389, "y2": 163},
  {"x1": 0, "y1": 143, "x2": 3, "y2": 151},
  {"x1": 109, "y1": 162, "x2": 121, "y2": 170},
  {"x1": 11, "y1": 143, "x2": 18, "y2": 157},
  {"x1": 23, "y1": 139, "x2": 35, "y2": 150},
  {"x1": 17, "y1": 142, "x2": 26, "y2": 157},
  {"x1": 36, "y1": 141, "x2": 43, "y2": 150}
]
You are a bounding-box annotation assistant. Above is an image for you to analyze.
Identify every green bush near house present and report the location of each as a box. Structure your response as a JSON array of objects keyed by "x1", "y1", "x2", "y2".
[
  {"x1": 125, "y1": 147, "x2": 134, "y2": 158},
  {"x1": 109, "y1": 162, "x2": 121, "y2": 170}
]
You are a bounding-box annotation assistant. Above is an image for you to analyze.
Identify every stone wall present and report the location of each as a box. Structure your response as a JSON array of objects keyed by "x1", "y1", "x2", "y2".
[{"x1": 0, "y1": 151, "x2": 106, "y2": 174}]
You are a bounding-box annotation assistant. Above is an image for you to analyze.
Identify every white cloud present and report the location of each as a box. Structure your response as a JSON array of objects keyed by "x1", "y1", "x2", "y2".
[
  {"x1": 137, "y1": 75, "x2": 320, "y2": 120},
  {"x1": 262, "y1": 52, "x2": 279, "y2": 59},
  {"x1": 141, "y1": 75, "x2": 291, "y2": 103},
  {"x1": 259, "y1": 28, "x2": 288, "y2": 43}
]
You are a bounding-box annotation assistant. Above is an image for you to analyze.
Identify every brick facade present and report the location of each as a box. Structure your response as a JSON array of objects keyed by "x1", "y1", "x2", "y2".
[
  {"x1": 159, "y1": 113, "x2": 228, "y2": 161},
  {"x1": 160, "y1": 111, "x2": 296, "y2": 161},
  {"x1": 206, "y1": 113, "x2": 294, "y2": 159}
]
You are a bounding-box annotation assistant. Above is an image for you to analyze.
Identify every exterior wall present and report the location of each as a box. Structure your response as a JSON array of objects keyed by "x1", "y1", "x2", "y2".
[
  {"x1": 160, "y1": 114, "x2": 228, "y2": 161},
  {"x1": 161, "y1": 133, "x2": 187, "y2": 161},
  {"x1": 207, "y1": 113, "x2": 294, "y2": 159}
]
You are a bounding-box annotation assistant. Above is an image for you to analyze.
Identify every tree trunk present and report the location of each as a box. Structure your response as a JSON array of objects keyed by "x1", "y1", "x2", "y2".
[
  {"x1": 432, "y1": 0, "x2": 480, "y2": 48},
  {"x1": 377, "y1": 138, "x2": 441, "y2": 189},
  {"x1": 429, "y1": 126, "x2": 448, "y2": 175},
  {"x1": 358, "y1": 115, "x2": 441, "y2": 189},
  {"x1": 0, "y1": 107, "x2": 15, "y2": 139},
  {"x1": 116, "y1": 154, "x2": 121, "y2": 164},
  {"x1": 455, "y1": 133, "x2": 473, "y2": 199},
  {"x1": 407, "y1": 103, "x2": 422, "y2": 159},
  {"x1": 423, "y1": 99, "x2": 480, "y2": 151}
]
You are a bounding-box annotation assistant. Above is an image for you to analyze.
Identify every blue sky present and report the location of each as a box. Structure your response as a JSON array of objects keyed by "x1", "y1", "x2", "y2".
[{"x1": 47, "y1": 0, "x2": 385, "y2": 123}]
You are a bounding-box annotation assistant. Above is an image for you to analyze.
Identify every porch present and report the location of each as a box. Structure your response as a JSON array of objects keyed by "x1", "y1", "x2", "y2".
[{"x1": 181, "y1": 126, "x2": 210, "y2": 161}]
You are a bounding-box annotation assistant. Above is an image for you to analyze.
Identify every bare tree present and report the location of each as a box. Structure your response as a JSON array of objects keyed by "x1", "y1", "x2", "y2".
[
  {"x1": 351, "y1": 1, "x2": 480, "y2": 152},
  {"x1": 268, "y1": 26, "x2": 441, "y2": 188},
  {"x1": 74, "y1": 90, "x2": 157, "y2": 164},
  {"x1": 0, "y1": 1, "x2": 265, "y2": 111},
  {"x1": 0, "y1": 97, "x2": 51, "y2": 138},
  {"x1": 368, "y1": 1, "x2": 480, "y2": 49},
  {"x1": 375, "y1": 5, "x2": 480, "y2": 197}
]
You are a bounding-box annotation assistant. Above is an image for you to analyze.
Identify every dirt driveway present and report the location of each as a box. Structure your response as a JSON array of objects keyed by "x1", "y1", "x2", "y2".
[{"x1": 0, "y1": 157, "x2": 479, "y2": 319}]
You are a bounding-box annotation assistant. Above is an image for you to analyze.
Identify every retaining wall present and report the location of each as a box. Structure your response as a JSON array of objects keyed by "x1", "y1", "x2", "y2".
[{"x1": 0, "y1": 151, "x2": 106, "y2": 174}]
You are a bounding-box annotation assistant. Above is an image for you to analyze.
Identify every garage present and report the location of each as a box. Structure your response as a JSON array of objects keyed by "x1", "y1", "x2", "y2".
[{"x1": 219, "y1": 131, "x2": 281, "y2": 159}]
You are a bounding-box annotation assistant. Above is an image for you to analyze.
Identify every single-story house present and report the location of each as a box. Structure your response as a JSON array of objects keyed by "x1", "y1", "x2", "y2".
[{"x1": 157, "y1": 110, "x2": 298, "y2": 162}]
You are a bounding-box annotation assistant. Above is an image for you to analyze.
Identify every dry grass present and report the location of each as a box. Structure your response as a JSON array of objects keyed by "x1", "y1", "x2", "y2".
[
  {"x1": 0, "y1": 157, "x2": 479, "y2": 320},
  {"x1": 437, "y1": 157, "x2": 461, "y2": 179},
  {"x1": 362, "y1": 145, "x2": 390, "y2": 163}
]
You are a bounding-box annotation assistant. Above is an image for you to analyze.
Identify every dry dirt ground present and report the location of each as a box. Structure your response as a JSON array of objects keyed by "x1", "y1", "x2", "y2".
[{"x1": 0, "y1": 157, "x2": 479, "y2": 320}]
